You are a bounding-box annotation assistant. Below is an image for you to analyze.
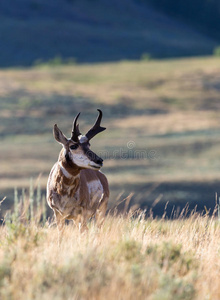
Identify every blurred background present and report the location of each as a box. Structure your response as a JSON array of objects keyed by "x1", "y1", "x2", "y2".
[{"x1": 1, "y1": 0, "x2": 220, "y2": 218}]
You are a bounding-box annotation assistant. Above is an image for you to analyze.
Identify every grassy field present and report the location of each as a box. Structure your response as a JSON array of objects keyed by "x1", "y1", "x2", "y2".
[
  {"x1": 0, "y1": 197, "x2": 220, "y2": 300},
  {"x1": 1, "y1": 57, "x2": 220, "y2": 217},
  {"x1": 1, "y1": 56, "x2": 220, "y2": 299}
]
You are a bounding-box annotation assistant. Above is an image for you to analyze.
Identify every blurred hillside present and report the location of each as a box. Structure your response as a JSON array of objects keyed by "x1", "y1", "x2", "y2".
[
  {"x1": 145, "y1": 0, "x2": 220, "y2": 40},
  {"x1": 1, "y1": 1, "x2": 220, "y2": 218},
  {"x1": 0, "y1": 0, "x2": 218, "y2": 67},
  {"x1": 1, "y1": 58, "x2": 220, "y2": 218}
]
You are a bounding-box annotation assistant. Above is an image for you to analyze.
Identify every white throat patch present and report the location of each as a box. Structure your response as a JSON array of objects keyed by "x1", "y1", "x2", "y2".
[{"x1": 58, "y1": 162, "x2": 73, "y2": 178}]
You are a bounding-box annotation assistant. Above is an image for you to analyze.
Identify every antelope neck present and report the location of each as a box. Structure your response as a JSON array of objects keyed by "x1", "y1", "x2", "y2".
[{"x1": 58, "y1": 149, "x2": 81, "y2": 177}]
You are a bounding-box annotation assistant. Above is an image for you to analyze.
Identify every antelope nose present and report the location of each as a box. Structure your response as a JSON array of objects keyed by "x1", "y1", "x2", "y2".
[{"x1": 96, "y1": 157, "x2": 103, "y2": 165}]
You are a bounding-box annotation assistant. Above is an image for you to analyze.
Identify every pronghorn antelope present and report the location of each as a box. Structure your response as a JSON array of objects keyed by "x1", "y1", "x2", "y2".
[{"x1": 47, "y1": 109, "x2": 109, "y2": 232}]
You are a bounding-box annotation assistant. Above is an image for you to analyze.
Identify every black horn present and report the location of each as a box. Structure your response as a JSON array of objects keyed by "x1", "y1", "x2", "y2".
[
  {"x1": 71, "y1": 112, "x2": 81, "y2": 142},
  {"x1": 85, "y1": 109, "x2": 106, "y2": 140}
]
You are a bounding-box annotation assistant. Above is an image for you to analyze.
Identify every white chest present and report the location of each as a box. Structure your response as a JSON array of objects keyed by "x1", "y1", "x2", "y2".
[{"x1": 87, "y1": 180, "x2": 103, "y2": 204}]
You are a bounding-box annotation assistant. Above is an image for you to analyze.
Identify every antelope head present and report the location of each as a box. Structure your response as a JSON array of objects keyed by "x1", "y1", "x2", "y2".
[{"x1": 54, "y1": 109, "x2": 106, "y2": 170}]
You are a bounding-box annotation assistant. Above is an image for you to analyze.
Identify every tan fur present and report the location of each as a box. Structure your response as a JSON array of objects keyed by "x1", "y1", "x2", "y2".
[
  {"x1": 47, "y1": 111, "x2": 109, "y2": 235},
  {"x1": 47, "y1": 148, "x2": 109, "y2": 232}
]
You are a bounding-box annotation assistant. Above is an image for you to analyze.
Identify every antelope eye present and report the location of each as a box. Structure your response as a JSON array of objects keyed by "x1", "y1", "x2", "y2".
[{"x1": 70, "y1": 144, "x2": 78, "y2": 150}]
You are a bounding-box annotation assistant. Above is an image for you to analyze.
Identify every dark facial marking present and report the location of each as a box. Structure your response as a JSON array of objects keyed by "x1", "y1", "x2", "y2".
[{"x1": 81, "y1": 143, "x2": 103, "y2": 166}]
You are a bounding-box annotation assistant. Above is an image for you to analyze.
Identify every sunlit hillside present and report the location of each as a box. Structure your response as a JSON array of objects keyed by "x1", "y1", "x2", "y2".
[{"x1": 1, "y1": 57, "x2": 220, "y2": 218}]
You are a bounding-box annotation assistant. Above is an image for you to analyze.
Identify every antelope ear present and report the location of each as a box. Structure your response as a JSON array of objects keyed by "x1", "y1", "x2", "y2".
[{"x1": 53, "y1": 124, "x2": 68, "y2": 146}]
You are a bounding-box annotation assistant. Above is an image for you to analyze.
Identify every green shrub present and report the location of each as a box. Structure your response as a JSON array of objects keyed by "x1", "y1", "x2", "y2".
[
  {"x1": 140, "y1": 53, "x2": 152, "y2": 61},
  {"x1": 152, "y1": 274, "x2": 196, "y2": 300},
  {"x1": 33, "y1": 56, "x2": 77, "y2": 67},
  {"x1": 213, "y1": 46, "x2": 220, "y2": 57},
  {"x1": 114, "y1": 239, "x2": 143, "y2": 262},
  {"x1": 146, "y1": 242, "x2": 197, "y2": 275}
]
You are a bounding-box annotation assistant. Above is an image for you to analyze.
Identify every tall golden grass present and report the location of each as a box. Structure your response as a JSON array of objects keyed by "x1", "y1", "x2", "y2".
[{"x1": 0, "y1": 191, "x2": 220, "y2": 300}]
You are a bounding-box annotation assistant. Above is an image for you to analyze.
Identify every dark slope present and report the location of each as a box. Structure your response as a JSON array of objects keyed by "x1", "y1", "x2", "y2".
[{"x1": 0, "y1": 0, "x2": 217, "y2": 67}]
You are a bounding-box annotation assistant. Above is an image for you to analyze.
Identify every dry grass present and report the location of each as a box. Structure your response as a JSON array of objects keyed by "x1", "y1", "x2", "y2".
[{"x1": 1, "y1": 207, "x2": 220, "y2": 299}]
